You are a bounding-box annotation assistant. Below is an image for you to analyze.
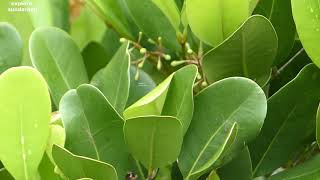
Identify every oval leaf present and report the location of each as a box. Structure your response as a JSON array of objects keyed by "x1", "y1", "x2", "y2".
[
  {"x1": 292, "y1": 0, "x2": 320, "y2": 68},
  {"x1": 178, "y1": 77, "x2": 267, "y2": 179},
  {"x1": 250, "y1": 64, "x2": 320, "y2": 177},
  {"x1": 29, "y1": 27, "x2": 89, "y2": 106},
  {"x1": 59, "y1": 84, "x2": 137, "y2": 179},
  {"x1": 186, "y1": 0, "x2": 249, "y2": 46},
  {"x1": 124, "y1": 116, "x2": 183, "y2": 169},
  {"x1": 0, "y1": 22, "x2": 22, "y2": 73},
  {"x1": 52, "y1": 145, "x2": 117, "y2": 180},
  {"x1": 91, "y1": 43, "x2": 131, "y2": 114},
  {"x1": 202, "y1": 15, "x2": 278, "y2": 86},
  {"x1": 0, "y1": 67, "x2": 51, "y2": 180}
]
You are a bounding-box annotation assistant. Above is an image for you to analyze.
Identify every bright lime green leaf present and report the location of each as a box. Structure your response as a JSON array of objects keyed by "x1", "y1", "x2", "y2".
[
  {"x1": 255, "y1": 0, "x2": 296, "y2": 65},
  {"x1": 127, "y1": 66, "x2": 156, "y2": 107},
  {"x1": 152, "y1": 0, "x2": 181, "y2": 31},
  {"x1": 52, "y1": 145, "x2": 117, "y2": 180},
  {"x1": 59, "y1": 84, "x2": 137, "y2": 179},
  {"x1": 46, "y1": 124, "x2": 65, "y2": 164},
  {"x1": 86, "y1": 0, "x2": 132, "y2": 38},
  {"x1": 82, "y1": 41, "x2": 110, "y2": 80},
  {"x1": 29, "y1": 27, "x2": 89, "y2": 106},
  {"x1": 203, "y1": 15, "x2": 278, "y2": 87},
  {"x1": 0, "y1": 67, "x2": 51, "y2": 180},
  {"x1": 207, "y1": 170, "x2": 220, "y2": 180},
  {"x1": 292, "y1": 0, "x2": 320, "y2": 68},
  {"x1": 269, "y1": 155, "x2": 320, "y2": 180},
  {"x1": 28, "y1": 0, "x2": 69, "y2": 31},
  {"x1": 250, "y1": 64, "x2": 320, "y2": 177},
  {"x1": 70, "y1": 4, "x2": 106, "y2": 49},
  {"x1": 124, "y1": 65, "x2": 197, "y2": 134},
  {"x1": 0, "y1": 22, "x2": 22, "y2": 73},
  {"x1": 124, "y1": 116, "x2": 183, "y2": 169},
  {"x1": 218, "y1": 147, "x2": 252, "y2": 180},
  {"x1": 179, "y1": 77, "x2": 267, "y2": 180},
  {"x1": 124, "y1": 0, "x2": 180, "y2": 51},
  {"x1": 186, "y1": 0, "x2": 249, "y2": 46},
  {"x1": 91, "y1": 43, "x2": 131, "y2": 114}
]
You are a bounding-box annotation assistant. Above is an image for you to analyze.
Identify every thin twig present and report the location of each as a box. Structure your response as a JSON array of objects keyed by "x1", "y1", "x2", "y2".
[{"x1": 277, "y1": 48, "x2": 304, "y2": 74}]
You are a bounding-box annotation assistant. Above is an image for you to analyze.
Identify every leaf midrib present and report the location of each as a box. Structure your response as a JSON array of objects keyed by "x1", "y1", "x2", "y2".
[{"x1": 186, "y1": 91, "x2": 255, "y2": 177}]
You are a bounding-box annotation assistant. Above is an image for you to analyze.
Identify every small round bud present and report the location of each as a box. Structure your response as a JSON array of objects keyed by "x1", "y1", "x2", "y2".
[
  {"x1": 171, "y1": 60, "x2": 185, "y2": 67},
  {"x1": 164, "y1": 54, "x2": 171, "y2": 61},
  {"x1": 119, "y1": 38, "x2": 127, "y2": 43},
  {"x1": 197, "y1": 73, "x2": 202, "y2": 80},
  {"x1": 138, "y1": 61, "x2": 145, "y2": 68},
  {"x1": 139, "y1": 48, "x2": 147, "y2": 54},
  {"x1": 157, "y1": 59, "x2": 162, "y2": 70},
  {"x1": 201, "y1": 81, "x2": 208, "y2": 87},
  {"x1": 134, "y1": 70, "x2": 140, "y2": 81},
  {"x1": 187, "y1": 49, "x2": 193, "y2": 54}
]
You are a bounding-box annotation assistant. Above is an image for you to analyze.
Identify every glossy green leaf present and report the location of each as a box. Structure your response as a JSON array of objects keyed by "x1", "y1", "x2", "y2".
[
  {"x1": 218, "y1": 147, "x2": 252, "y2": 180},
  {"x1": 124, "y1": 0, "x2": 180, "y2": 51},
  {"x1": 52, "y1": 145, "x2": 117, "y2": 180},
  {"x1": 82, "y1": 41, "x2": 110, "y2": 80},
  {"x1": 268, "y1": 155, "x2": 320, "y2": 180},
  {"x1": 0, "y1": 22, "x2": 22, "y2": 73},
  {"x1": 202, "y1": 15, "x2": 278, "y2": 86},
  {"x1": 86, "y1": 0, "x2": 132, "y2": 38},
  {"x1": 91, "y1": 43, "x2": 131, "y2": 114},
  {"x1": 152, "y1": 0, "x2": 181, "y2": 31},
  {"x1": 38, "y1": 153, "x2": 62, "y2": 180},
  {"x1": 255, "y1": 0, "x2": 296, "y2": 65},
  {"x1": 60, "y1": 84, "x2": 137, "y2": 179},
  {"x1": 124, "y1": 65, "x2": 197, "y2": 134},
  {"x1": 250, "y1": 64, "x2": 320, "y2": 177},
  {"x1": 0, "y1": 67, "x2": 51, "y2": 180},
  {"x1": 207, "y1": 170, "x2": 220, "y2": 180},
  {"x1": 179, "y1": 77, "x2": 267, "y2": 180},
  {"x1": 292, "y1": 0, "x2": 320, "y2": 68},
  {"x1": 249, "y1": 0, "x2": 259, "y2": 14},
  {"x1": 124, "y1": 116, "x2": 183, "y2": 169},
  {"x1": 28, "y1": 0, "x2": 69, "y2": 31},
  {"x1": 127, "y1": 66, "x2": 156, "y2": 107},
  {"x1": 29, "y1": 27, "x2": 89, "y2": 106},
  {"x1": 186, "y1": 0, "x2": 249, "y2": 46}
]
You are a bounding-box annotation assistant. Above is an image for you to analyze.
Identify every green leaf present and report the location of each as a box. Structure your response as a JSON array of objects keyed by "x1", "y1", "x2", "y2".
[
  {"x1": 152, "y1": 0, "x2": 181, "y2": 31},
  {"x1": 28, "y1": 0, "x2": 70, "y2": 31},
  {"x1": 207, "y1": 170, "x2": 220, "y2": 180},
  {"x1": 250, "y1": 64, "x2": 320, "y2": 177},
  {"x1": 124, "y1": 116, "x2": 183, "y2": 169},
  {"x1": 46, "y1": 124, "x2": 65, "y2": 164},
  {"x1": 82, "y1": 41, "x2": 110, "y2": 80},
  {"x1": 0, "y1": 22, "x2": 22, "y2": 73},
  {"x1": 0, "y1": 67, "x2": 51, "y2": 180},
  {"x1": 291, "y1": 0, "x2": 320, "y2": 68},
  {"x1": 268, "y1": 155, "x2": 320, "y2": 180},
  {"x1": 86, "y1": 0, "x2": 133, "y2": 38},
  {"x1": 70, "y1": 4, "x2": 107, "y2": 49},
  {"x1": 29, "y1": 26, "x2": 89, "y2": 106},
  {"x1": 178, "y1": 77, "x2": 267, "y2": 180},
  {"x1": 38, "y1": 153, "x2": 63, "y2": 180},
  {"x1": 317, "y1": 104, "x2": 320, "y2": 147},
  {"x1": 124, "y1": 65, "x2": 198, "y2": 134},
  {"x1": 0, "y1": 168, "x2": 14, "y2": 180},
  {"x1": 127, "y1": 66, "x2": 156, "y2": 107},
  {"x1": 249, "y1": 0, "x2": 259, "y2": 14},
  {"x1": 124, "y1": 0, "x2": 180, "y2": 51},
  {"x1": 202, "y1": 15, "x2": 278, "y2": 87},
  {"x1": 0, "y1": 0, "x2": 34, "y2": 65},
  {"x1": 255, "y1": 0, "x2": 296, "y2": 65},
  {"x1": 91, "y1": 43, "x2": 131, "y2": 114},
  {"x1": 186, "y1": 0, "x2": 249, "y2": 46},
  {"x1": 218, "y1": 147, "x2": 252, "y2": 180},
  {"x1": 59, "y1": 84, "x2": 137, "y2": 179},
  {"x1": 52, "y1": 145, "x2": 117, "y2": 180}
]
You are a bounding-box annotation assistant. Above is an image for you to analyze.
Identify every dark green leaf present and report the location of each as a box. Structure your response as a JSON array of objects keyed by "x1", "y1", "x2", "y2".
[
  {"x1": 203, "y1": 15, "x2": 278, "y2": 86},
  {"x1": 250, "y1": 64, "x2": 320, "y2": 177}
]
